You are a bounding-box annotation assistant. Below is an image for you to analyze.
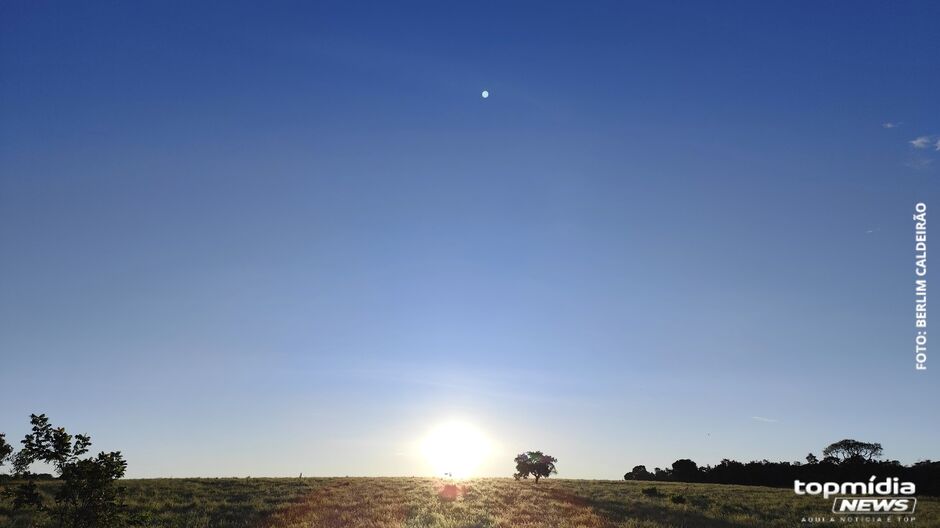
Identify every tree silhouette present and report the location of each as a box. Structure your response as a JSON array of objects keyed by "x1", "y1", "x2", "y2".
[
  {"x1": 7, "y1": 414, "x2": 128, "y2": 528},
  {"x1": 619, "y1": 438, "x2": 940, "y2": 495},
  {"x1": 513, "y1": 451, "x2": 557, "y2": 483},
  {"x1": 0, "y1": 433, "x2": 12, "y2": 469},
  {"x1": 671, "y1": 459, "x2": 700, "y2": 481},
  {"x1": 624, "y1": 464, "x2": 654, "y2": 480},
  {"x1": 822, "y1": 439, "x2": 883, "y2": 463}
]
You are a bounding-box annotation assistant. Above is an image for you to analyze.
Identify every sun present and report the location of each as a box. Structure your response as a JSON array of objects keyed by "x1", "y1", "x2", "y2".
[{"x1": 420, "y1": 421, "x2": 491, "y2": 479}]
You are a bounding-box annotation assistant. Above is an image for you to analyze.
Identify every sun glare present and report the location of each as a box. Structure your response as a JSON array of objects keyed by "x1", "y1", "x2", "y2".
[{"x1": 421, "y1": 421, "x2": 491, "y2": 479}]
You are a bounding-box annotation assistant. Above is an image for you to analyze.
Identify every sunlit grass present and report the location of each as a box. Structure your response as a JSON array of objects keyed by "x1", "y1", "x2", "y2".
[{"x1": 2, "y1": 477, "x2": 938, "y2": 527}]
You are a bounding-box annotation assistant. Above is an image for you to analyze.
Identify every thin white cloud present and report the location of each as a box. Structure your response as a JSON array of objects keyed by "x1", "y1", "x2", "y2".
[
  {"x1": 751, "y1": 416, "x2": 778, "y2": 423},
  {"x1": 882, "y1": 122, "x2": 901, "y2": 129},
  {"x1": 899, "y1": 134, "x2": 938, "y2": 170}
]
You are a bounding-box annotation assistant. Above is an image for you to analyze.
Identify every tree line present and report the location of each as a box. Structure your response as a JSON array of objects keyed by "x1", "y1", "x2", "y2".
[{"x1": 624, "y1": 439, "x2": 940, "y2": 496}]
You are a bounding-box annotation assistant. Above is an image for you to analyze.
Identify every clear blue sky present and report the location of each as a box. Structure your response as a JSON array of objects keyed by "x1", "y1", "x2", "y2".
[{"x1": 1, "y1": 1, "x2": 938, "y2": 479}]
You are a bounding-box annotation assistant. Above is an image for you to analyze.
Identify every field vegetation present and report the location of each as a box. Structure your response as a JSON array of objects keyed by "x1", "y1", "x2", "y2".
[{"x1": 3, "y1": 477, "x2": 937, "y2": 528}]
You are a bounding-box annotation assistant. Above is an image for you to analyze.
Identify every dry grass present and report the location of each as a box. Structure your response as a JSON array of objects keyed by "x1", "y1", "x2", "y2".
[{"x1": 2, "y1": 477, "x2": 937, "y2": 527}]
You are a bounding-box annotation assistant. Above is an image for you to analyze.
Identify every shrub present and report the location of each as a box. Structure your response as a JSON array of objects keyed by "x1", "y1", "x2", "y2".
[
  {"x1": 641, "y1": 486, "x2": 660, "y2": 497},
  {"x1": 688, "y1": 495, "x2": 711, "y2": 509}
]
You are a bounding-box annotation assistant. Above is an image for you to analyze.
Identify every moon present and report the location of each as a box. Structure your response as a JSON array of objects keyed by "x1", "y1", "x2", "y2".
[{"x1": 481, "y1": 90, "x2": 489, "y2": 99}]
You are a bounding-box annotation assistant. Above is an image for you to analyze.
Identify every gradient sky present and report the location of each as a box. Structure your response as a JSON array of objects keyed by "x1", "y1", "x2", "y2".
[{"x1": 1, "y1": 1, "x2": 938, "y2": 479}]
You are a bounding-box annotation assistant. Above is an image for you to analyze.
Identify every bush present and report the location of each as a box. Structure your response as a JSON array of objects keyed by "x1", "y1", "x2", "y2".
[
  {"x1": 688, "y1": 495, "x2": 711, "y2": 509},
  {"x1": 670, "y1": 494, "x2": 686, "y2": 504},
  {"x1": 641, "y1": 486, "x2": 660, "y2": 497}
]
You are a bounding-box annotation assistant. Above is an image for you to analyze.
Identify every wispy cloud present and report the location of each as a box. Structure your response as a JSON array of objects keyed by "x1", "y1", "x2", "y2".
[
  {"x1": 751, "y1": 416, "x2": 778, "y2": 423},
  {"x1": 909, "y1": 135, "x2": 939, "y2": 150},
  {"x1": 882, "y1": 122, "x2": 901, "y2": 129},
  {"x1": 903, "y1": 134, "x2": 940, "y2": 170}
]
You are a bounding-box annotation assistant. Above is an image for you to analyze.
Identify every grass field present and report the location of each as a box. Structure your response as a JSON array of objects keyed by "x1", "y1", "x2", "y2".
[{"x1": 1, "y1": 477, "x2": 936, "y2": 527}]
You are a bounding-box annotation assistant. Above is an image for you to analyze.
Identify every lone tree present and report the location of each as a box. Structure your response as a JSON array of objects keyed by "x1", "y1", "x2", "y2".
[
  {"x1": 7, "y1": 414, "x2": 128, "y2": 528},
  {"x1": 513, "y1": 451, "x2": 557, "y2": 483},
  {"x1": 822, "y1": 439, "x2": 883, "y2": 463}
]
